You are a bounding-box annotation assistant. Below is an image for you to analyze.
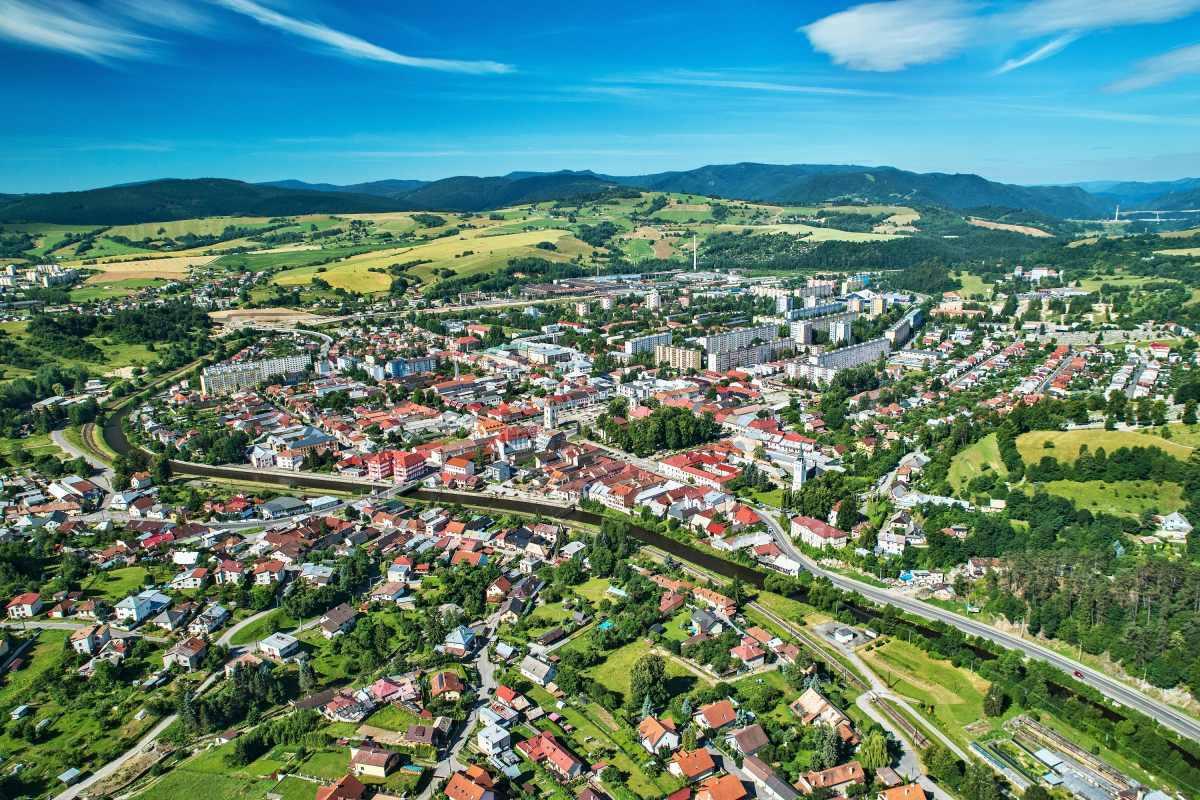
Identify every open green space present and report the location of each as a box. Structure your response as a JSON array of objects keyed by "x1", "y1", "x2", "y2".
[
  {"x1": 859, "y1": 638, "x2": 993, "y2": 750},
  {"x1": 1015, "y1": 428, "x2": 1193, "y2": 463},
  {"x1": 949, "y1": 433, "x2": 1008, "y2": 492},
  {"x1": 1036, "y1": 479, "x2": 1186, "y2": 518},
  {"x1": 228, "y1": 609, "x2": 299, "y2": 646}
]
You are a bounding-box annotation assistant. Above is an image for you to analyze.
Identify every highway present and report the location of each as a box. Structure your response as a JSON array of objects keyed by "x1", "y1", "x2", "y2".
[{"x1": 751, "y1": 504, "x2": 1200, "y2": 743}]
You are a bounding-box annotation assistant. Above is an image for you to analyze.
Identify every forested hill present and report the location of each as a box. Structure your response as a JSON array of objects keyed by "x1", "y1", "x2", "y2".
[
  {"x1": 603, "y1": 163, "x2": 1112, "y2": 219},
  {"x1": 0, "y1": 178, "x2": 405, "y2": 224},
  {"x1": 7, "y1": 162, "x2": 1188, "y2": 223}
]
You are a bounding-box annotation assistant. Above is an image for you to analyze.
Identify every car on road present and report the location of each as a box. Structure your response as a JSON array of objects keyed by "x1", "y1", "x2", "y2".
[{"x1": 1073, "y1": 670, "x2": 1084, "y2": 679}]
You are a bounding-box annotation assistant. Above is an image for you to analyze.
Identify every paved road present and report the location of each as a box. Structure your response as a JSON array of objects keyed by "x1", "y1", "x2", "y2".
[
  {"x1": 419, "y1": 615, "x2": 499, "y2": 799},
  {"x1": 751, "y1": 504, "x2": 1200, "y2": 743}
]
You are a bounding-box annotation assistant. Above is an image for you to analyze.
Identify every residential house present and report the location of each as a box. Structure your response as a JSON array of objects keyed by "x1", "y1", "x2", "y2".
[
  {"x1": 800, "y1": 761, "x2": 865, "y2": 794},
  {"x1": 519, "y1": 654, "x2": 556, "y2": 687},
  {"x1": 445, "y1": 767, "x2": 496, "y2": 800},
  {"x1": 319, "y1": 603, "x2": 358, "y2": 639},
  {"x1": 516, "y1": 731, "x2": 584, "y2": 781},
  {"x1": 669, "y1": 748, "x2": 716, "y2": 783},
  {"x1": 315, "y1": 774, "x2": 366, "y2": 800},
  {"x1": 695, "y1": 773, "x2": 748, "y2": 800},
  {"x1": 6, "y1": 592, "x2": 42, "y2": 619},
  {"x1": 163, "y1": 637, "x2": 208, "y2": 671},
  {"x1": 693, "y1": 699, "x2": 736, "y2": 732},
  {"x1": 637, "y1": 716, "x2": 680, "y2": 754},
  {"x1": 349, "y1": 742, "x2": 399, "y2": 778},
  {"x1": 742, "y1": 755, "x2": 799, "y2": 800},
  {"x1": 430, "y1": 670, "x2": 464, "y2": 701},
  {"x1": 443, "y1": 625, "x2": 476, "y2": 657},
  {"x1": 259, "y1": 631, "x2": 300, "y2": 660}
]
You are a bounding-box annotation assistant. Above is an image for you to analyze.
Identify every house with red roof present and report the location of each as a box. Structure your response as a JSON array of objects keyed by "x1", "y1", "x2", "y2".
[{"x1": 790, "y1": 516, "x2": 849, "y2": 549}]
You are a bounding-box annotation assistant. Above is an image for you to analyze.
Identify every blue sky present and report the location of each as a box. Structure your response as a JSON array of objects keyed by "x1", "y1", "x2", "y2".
[{"x1": 3, "y1": 0, "x2": 1200, "y2": 192}]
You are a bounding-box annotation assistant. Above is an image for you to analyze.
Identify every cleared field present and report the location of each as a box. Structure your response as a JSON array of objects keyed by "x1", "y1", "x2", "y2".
[
  {"x1": 967, "y1": 217, "x2": 1053, "y2": 237},
  {"x1": 209, "y1": 307, "x2": 330, "y2": 326},
  {"x1": 860, "y1": 638, "x2": 993, "y2": 748},
  {"x1": 1016, "y1": 429, "x2": 1193, "y2": 463},
  {"x1": 71, "y1": 278, "x2": 166, "y2": 302},
  {"x1": 949, "y1": 433, "x2": 1008, "y2": 492},
  {"x1": 273, "y1": 228, "x2": 581, "y2": 291},
  {"x1": 1078, "y1": 273, "x2": 1173, "y2": 292},
  {"x1": 1156, "y1": 247, "x2": 1200, "y2": 257},
  {"x1": 1038, "y1": 479, "x2": 1185, "y2": 518},
  {"x1": 956, "y1": 271, "x2": 993, "y2": 298},
  {"x1": 81, "y1": 255, "x2": 215, "y2": 283},
  {"x1": 106, "y1": 216, "x2": 274, "y2": 240}
]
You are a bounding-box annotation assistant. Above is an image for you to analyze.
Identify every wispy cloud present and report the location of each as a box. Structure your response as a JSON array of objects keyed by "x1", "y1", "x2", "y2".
[
  {"x1": 802, "y1": 0, "x2": 1200, "y2": 81},
  {"x1": 1003, "y1": 0, "x2": 1200, "y2": 36},
  {"x1": 801, "y1": 0, "x2": 975, "y2": 72},
  {"x1": 993, "y1": 32, "x2": 1079, "y2": 75},
  {"x1": 0, "y1": 0, "x2": 150, "y2": 61},
  {"x1": 1107, "y1": 42, "x2": 1200, "y2": 91},
  {"x1": 211, "y1": 0, "x2": 512, "y2": 74}
]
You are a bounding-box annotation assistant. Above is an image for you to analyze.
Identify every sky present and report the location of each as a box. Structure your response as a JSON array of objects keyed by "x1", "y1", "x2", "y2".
[{"x1": 3, "y1": 0, "x2": 1200, "y2": 193}]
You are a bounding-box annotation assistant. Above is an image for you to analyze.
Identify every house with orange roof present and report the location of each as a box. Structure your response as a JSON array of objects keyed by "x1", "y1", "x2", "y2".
[{"x1": 695, "y1": 773, "x2": 747, "y2": 800}]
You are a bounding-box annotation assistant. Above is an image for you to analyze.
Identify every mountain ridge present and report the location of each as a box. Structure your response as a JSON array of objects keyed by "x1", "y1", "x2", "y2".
[{"x1": 8, "y1": 162, "x2": 1198, "y2": 224}]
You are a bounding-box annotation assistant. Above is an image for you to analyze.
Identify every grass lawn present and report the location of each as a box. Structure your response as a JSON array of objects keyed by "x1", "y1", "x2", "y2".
[
  {"x1": 85, "y1": 565, "x2": 163, "y2": 601},
  {"x1": 573, "y1": 577, "x2": 613, "y2": 604},
  {"x1": 0, "y1": 432, "x2": 60, "y2": 461},
  {"x1": 296, "y1": 748, "x2": 349, "y2": 780},
  {"x1": 228, "y1": 609, "x2": 299, "y2": 646},
  {"x1": 586, "y1": 639, "x2": 704, "y2": 701},
  {"x1": 859, "y1": 638, "x2": 992, "y2": 749},
  {"x1": 363, "y1": 703, "x2": 421, "y2": 732},
  {"x1": 1037, "y1": 479, "x2": 1185, "y2": 518},
  {"x1": 528, "y1": 602, "x2": 574, "y2": 628},
  {"x1": 956, "y1": 271, "x2": 994, "y2": 298},
  {"x1": 1165, "y1": 423, "x2": 1200, "y2": 448},
  {"x1": 1015, "y1": 428, "x2": 1193, "y2": 463},
  {"x1": 948, "y1": 433, "x2": 1009, "y2": 493},
  {"x1": 267, "y1": 776, "x2": 317, "y2": 800}
]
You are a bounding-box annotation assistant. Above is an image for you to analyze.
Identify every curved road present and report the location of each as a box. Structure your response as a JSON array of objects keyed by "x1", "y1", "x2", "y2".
[{"x1": 751, "y1": 504, "x2": 1200, "y2": 743}]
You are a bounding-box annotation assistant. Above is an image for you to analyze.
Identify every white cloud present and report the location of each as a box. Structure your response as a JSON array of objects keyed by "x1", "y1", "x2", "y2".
[
  {"x1": 802, "y1": 0, "x2": 1200, "y2": 77},
  {"x1": 0, "y1": 0, "x2": 149, "y2": 60},
  {"x1": 801, "y1": 0, "x2": 976, "y2": 72},
  {"x1": 1107, "y1": 42, "x2": 1200, "y2": 91},
  {"x1": 1004, "y1": 0, "x2": 1200, "y2": 36},
  {"x1": 993, "y1": 32, "x2": 1079, "y2": 75},
  {"x1": 212, "y1": 0, "x2": 513, "y2": 74},
  {"x1": 612, "y1": 70, "x2": 891, "y2": 97}
]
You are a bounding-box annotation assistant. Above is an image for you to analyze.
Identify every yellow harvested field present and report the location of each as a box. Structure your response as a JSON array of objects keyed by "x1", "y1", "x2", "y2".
[
  {"x1": 273, "y1": 228, "x2": 577, "y2": 292},
  {"x1": 83, "y1": 255, "x2": 215, "y2": 283},
  {"x1": 968, "y1": 217, "x2": 1053, "y2": 237},
  {"x1": 1156, "y1": 247, "x2": 1200, "y2": 257}
]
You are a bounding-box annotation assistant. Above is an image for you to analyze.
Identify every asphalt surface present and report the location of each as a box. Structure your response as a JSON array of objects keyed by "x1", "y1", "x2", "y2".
[{"x1": 752, "y1": 505, "x2": 1200, "y2": 743}]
